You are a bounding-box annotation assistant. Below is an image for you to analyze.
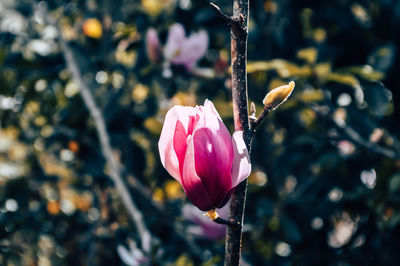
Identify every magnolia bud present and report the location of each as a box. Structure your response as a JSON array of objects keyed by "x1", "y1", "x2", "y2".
[
  {"x1": 145, "y1": 28, "x2": 161, "y2": 64},
  {"x1": 263, "y1": 81, "x2": 295, "y2": 110}
]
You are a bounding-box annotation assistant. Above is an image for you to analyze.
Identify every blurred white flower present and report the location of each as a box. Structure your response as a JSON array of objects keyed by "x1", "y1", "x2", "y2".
[
  {"x1": 275, "y1": 241, "x2": 291, "y2": 257},
  {"x1": 0, "y1": 9, "x2": 27, "y2": 35},
  {"x1": 27, "y1": 39, "x2": 55, "y2": 56},
  {"x1": 328, "y1": 187, "x2": 343, "y2": 202},
  {"x1": 360, "y1": 169, "x2": 377, "y2": 189},
  {"x1": 117, "y1": 240, "x2": 148, "y2": 266},
  {"x1": 328, "y1": 212, "x2": 359, "y2": 248}
]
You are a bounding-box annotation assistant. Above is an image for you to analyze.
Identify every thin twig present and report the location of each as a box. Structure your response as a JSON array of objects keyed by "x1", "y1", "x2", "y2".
[
  {"x1": 212, "y1": 217, "x2": 241, "y2": 227},
  {"x1": 210, "y1": 2, "x2": 232, "y2": 24},
  {"x1": 250, "y1": 105, "x2": 272, "y2": 131}
]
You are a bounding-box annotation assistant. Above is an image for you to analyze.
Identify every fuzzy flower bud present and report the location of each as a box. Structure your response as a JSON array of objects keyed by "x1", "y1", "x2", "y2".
[
  {"x1": 145, "y1": 28, "x2": 161, "y2": 64},
  {"x1": 263, "y1": 81, "x2": 295, "y2": 110}
]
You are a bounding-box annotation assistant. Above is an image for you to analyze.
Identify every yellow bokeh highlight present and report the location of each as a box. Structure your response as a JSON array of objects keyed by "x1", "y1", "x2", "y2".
[
  {"x1": 142, "y1": 0, "x2": 171, "y2": 17},
  {"x1": 131, "y1": 84, "x2": 149, "y2": 103},
  {"x1": 82, "y1": 18, "x2": 103, "y2": 39}
]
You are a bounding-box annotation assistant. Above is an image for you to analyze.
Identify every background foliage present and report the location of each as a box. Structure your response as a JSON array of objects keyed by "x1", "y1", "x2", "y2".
[{"x1": 1, "y1": 0, "x2": 400, "y2": 265}]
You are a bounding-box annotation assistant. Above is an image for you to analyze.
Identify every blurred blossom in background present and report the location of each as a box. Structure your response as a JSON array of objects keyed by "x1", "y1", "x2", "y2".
[{"x1": 182, "y1": 203, "x2": 228, "y2": 240}]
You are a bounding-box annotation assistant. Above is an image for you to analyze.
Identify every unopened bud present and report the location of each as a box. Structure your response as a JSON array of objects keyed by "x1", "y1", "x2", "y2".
[
  {"x1": 263, "y1": 81, "x2": 295, "y2": 110},
  {"x1": 250, "y1": 102, "x2": 256, "y2": 115},
  {"x1": 249, "y1": 101, "x2": 257, "y2": 121},
  {"x1": 146, "y1": 28, "x2": 161, "y2": 64},
  {"x1": 205, "y1": 209, "x2": 219, "y2": 221}
]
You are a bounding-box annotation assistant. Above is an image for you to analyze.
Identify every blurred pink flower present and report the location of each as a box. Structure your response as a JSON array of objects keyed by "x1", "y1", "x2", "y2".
[
  {"x1": 163, "y1": 23, "x2": 208, "y2": 70},
  {"x1": 158, "y1": 100, "x2": 251, "y2": 211},
  {"x1": 183, "y1": 203, "x2": 229, "y2": 240},
  {"x1": 145, "y1": 28, "x2": 161, "y2": 64},
  {"x1": 145, "y1": 23, "x2": 208, "y2": 77}
]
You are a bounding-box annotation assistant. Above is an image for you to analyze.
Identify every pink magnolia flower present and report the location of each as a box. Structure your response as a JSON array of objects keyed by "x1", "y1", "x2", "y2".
[
  {"x1": 183, "y1": 203, "x2": 229, "y2": 240},
  {"x1": 145, "y1": 24, "x2": 208, "y2": 77},
  {"x1": 163, "y1": 23, "x2": 208, "y2": 70},
  {"x1": 158, "y1": 100, "x2": 251, "y2": 211}
]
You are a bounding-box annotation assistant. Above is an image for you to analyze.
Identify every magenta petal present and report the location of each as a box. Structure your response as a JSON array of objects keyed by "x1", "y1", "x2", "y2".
[
  {"x1": 231, "y1": 131, "x2": 251, "y2": 186},
  {"x1": 181, "y1": 136, "x2": 214, "y2": 211},
  {"x1": 192, "y1": 127, "x2": 233, "y2": 207}
]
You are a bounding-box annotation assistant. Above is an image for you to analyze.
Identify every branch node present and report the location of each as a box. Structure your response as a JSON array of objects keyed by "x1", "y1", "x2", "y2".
[
  {"x1": 250, "y1": 105, "x2": 272, "y2": 131},
  {"x1": 209, "y1": 2, "x2": 248, "y2": 38}
]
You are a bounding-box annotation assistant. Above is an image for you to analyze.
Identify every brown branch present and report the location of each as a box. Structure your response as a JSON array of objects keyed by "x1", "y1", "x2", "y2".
[{"x1": 212, "y1": 0, "x2": 251, "y2": 265}]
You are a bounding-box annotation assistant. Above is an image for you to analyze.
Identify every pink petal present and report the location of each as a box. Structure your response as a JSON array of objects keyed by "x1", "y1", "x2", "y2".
[
  {"x1": 231, "y1": 131, "x2": 251, "y2": 186},
  {"x1": 182, "y1": 204, "x2": 227, "y2": 240},
  {"x1": 173, "y1": 113, "x2": 199, "y2": 175},
  {"x1": 164, "y1": 23, "x2": 185, "y2": 61},
  {"x1": 217, "y1": 201, "x2": 230, "y2": 220},
  {"x1": 158, "y1": 105, "x2": 197, "y2": 183},
  {"x1": 181, "y1": 136, "x2": 214, "y2": 211},
  {"x1": 173, "y1": 30, "x2": 208, "y2": 69},
  {"x1": 203, "y1": 99, "x2": 222, "y2": 121}
]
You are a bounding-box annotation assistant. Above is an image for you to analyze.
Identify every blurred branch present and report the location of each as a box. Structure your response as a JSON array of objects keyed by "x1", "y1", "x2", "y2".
[
  {"x1": 339, "y1": 122, "x2": 399, "y2": 159},
  {"x1": 37, "y1": 4, "x2": 152, "y2": 252},
  {"x1": 313, "y1": 105, "x2": 400, "y2": 160},
  {"x1": 60, "y1": 34, "x2": 153, "y2": 252}
]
